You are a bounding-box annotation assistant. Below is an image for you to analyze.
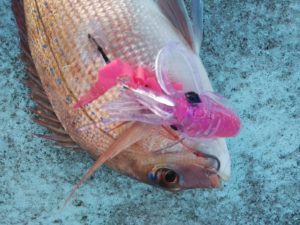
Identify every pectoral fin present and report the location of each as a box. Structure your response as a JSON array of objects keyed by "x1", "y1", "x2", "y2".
[{"x1": 63, "y1": 122, "x2": 153, "y2": 207}]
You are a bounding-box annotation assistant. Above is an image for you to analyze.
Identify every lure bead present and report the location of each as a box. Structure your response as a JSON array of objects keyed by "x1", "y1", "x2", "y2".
[{"x1": 185, "y1": 91, "x2": 201, "y2": 104}]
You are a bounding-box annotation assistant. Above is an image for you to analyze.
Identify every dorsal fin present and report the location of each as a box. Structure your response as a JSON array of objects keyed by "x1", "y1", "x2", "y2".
[
  {"x1": 155, "y1": 0, "x2": 204, "y2": 54},
  {"x1": 12, "y1": 0, "x2": 30, "y2": 53},
  {"x1": 12, "y1": 0, "x2": 79, "y2": 150}
]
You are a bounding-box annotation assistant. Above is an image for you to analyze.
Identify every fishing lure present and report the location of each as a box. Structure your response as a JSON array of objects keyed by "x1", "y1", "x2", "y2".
[{"x1": 75, "y1": 42, "x2": 241, "y2": 139}]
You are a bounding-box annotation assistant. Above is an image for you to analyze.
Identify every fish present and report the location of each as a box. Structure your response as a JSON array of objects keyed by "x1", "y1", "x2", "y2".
[{"x1": 12, "y1": 0, "x2": 238, "y2": 201}]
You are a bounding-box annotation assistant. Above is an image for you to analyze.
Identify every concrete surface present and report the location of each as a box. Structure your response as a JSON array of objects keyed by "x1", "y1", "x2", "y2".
[{"x1": 0, "y1": 0, "x2": 299, "y2": 224}]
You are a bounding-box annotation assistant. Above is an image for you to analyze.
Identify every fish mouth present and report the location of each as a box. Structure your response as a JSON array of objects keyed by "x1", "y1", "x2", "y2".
[
  {"x1": 193, "y1": 138, "x2": 231, "y2": 181},
  {"x1": 143, "y1": 137, "x2": 231, "y2": 191}
]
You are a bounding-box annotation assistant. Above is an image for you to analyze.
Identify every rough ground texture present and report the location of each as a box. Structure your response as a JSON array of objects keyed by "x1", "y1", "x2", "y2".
[{"x1": 0, "y1": 0, "x2": 299, "y2": 224}]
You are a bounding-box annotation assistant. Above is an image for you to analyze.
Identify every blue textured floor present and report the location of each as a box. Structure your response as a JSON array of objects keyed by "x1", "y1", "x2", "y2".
[{"x1": 0, "y1": 1, "x2": 299, "y2": 224}]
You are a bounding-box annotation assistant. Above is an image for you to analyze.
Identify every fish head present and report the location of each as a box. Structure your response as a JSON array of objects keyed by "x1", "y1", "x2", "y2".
[
  {"x1": 106, "y1": 137, "x2": 229, "y2": 191},
  {"x1": 146, "y1": 157, "x2": 220, "y2": 191}
]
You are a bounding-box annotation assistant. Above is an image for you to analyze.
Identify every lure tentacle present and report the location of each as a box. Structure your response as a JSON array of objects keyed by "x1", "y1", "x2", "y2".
[{"x1": 101, "y1": 86, "x2": 174, "y2": 125}]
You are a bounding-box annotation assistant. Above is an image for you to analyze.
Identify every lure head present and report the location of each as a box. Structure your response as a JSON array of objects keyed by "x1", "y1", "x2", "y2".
[
  {"x1": 171, "y1": 92, "x2": 241, "y2": 138},
  {"x1": 154, "y1": 42, "x2": 241, "y2": 138}
]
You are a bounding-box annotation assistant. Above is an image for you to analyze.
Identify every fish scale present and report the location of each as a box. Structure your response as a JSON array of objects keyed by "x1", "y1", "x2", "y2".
[
  {"x1": 19, "y1": 0, "x2": 226, "y2": 190},
  {"x1": 25, "y1": 0, "x2": 184, "y2": 158}
]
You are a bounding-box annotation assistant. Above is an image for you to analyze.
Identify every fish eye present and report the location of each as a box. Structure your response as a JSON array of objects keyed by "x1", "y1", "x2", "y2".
[
  {"x1": 164, "y1": 169, "x2": 178, "y2": 183},
  {"x1": 185, "y1": 91, "x2": 201, "y2": 105},
  {"x1": 170, "y1": 124, "x2": 178, "y2": 130},
  {"x1": 148, "y1": 168, "x2": 179, "y2": 188}
]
